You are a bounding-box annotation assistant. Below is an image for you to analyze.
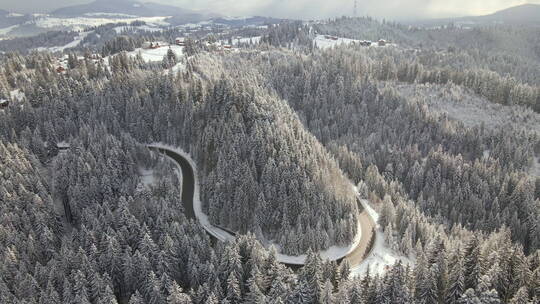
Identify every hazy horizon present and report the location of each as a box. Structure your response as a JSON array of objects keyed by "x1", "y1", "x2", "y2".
[{"x1": 2, "y1": 0, "x2": 540, "y2": 20}]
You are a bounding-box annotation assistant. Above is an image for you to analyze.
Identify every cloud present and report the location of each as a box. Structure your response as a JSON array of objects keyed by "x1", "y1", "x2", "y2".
[
  {"x1": 156, "y1": 0, "x2": 540, "y2": 19},
  {"x1": 1, "y1": 0, "x2": 539, "y2": 19}
]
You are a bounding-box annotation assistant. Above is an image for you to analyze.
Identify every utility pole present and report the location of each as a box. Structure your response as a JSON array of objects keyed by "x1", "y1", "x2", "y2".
[{"x1": 354, "y1": 0, "x2": 358, "y2": 18}]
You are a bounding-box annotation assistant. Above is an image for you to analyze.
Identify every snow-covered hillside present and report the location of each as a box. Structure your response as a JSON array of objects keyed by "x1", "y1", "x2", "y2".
[
  {"x1": 34, "y1": 15, "x2": 170, "y2": 31},
  {"x1": 0, "y1": 15, "x2": 169, "y2": 37},
  {"x1": 126, "y1": 43, "x2": 184, "y2": 62},
  {"x1": 313, "y1": 34, "x2": 394, "y2": 50}
]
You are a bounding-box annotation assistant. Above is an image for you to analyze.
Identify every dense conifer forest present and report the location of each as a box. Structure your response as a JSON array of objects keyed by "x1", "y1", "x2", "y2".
[{"x1": 0, "y1": 14, "x2": 539, "y2": 304}]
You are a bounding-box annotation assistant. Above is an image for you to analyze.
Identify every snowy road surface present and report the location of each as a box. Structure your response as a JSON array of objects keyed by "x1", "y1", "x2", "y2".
[{"x1": 343, "y1": 201, "x2": 376, "y2": 266}]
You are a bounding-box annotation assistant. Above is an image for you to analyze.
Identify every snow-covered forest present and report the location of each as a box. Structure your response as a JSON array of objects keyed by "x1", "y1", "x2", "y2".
[{"x1": 0, "y1": 12, "x2": 540, "y2": 304}]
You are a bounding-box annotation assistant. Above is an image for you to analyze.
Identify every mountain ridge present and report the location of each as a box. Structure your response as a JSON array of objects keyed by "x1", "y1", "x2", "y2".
[
  {"x1": 51, "y1": 0, "x2": 203, "y2": 18},
  {"x1": 408, "y1": 3, "x2": 540, "y2": 26}
]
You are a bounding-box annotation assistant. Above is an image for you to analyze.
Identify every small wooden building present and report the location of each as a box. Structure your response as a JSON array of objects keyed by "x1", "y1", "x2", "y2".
[
  {"x1": 143, "y1": 42, "x2": 161, "y2": 49},
  {"x1": 175, "y1": 37, "x2": 185, "y2": 46},
  {"x1": 378, "y1": 39, "x2": 387, "y2": 46},
  {"x1": 0, "y1": 99, "x2": 9, "y2": 109}
]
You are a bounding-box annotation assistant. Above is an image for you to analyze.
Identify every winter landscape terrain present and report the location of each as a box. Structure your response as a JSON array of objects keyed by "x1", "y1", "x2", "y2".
[{"x1": 0, "y1": 0, "x2": 540, "y2": 303}]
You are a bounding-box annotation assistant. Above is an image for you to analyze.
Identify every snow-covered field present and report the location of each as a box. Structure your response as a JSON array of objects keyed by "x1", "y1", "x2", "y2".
[
  {"x1": 33, "y1": 16, "x2": 170, "y2": 30},
  {"x1": 114, "y1": 24, "x2": 163, "y2": 34},
  {"x1": 84, "y1": 13, "x2": 138, "y2": 18},
  {"x1": 127, "y1": 44, "x2": 184, "y2": 63},
  {"x1": 176, "y1": 20, "x2": 213, "y2": 29},
  {"x1": 314, "y1": 35, "x2": 360, "y2": 49},
  {"x1": 139, "y1": 168, "x2": 156, "y2": 187},
  {"x1": 0, "y1": 15, "x2": 170, "y2": 37},
  {"x1": 350, "y1": 198, "x2": 413, "y2": 277},
  {"x1": 0, "y1": 25, "x2": 19, "y2": 36},
  {"x1": 313, "y1": 35, "x2": 393, "y2": 50}
]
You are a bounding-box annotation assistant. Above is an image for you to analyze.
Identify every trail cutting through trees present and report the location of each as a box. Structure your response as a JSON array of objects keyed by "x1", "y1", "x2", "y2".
[{"x1": 148, "y1": 144, "x2": 376, "y2": 267}]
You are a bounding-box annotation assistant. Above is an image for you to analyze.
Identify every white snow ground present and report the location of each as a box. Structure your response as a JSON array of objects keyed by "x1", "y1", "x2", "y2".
[
  {"x1": 33, "y1": 16, "x2": 170, "y2": 31},
  {"x1": 138, "y1": 168, "x2": 156, "y2": 187},
  {"x1": 1, "y1": 15, "x2": 169, "y2": 37},
  {"x1": 314, "y1": 35, "x2": 360, "y2": 49},
  {"x1": 114, "y1": 24, "x2": 163, "y2": 34},
  {"x1": 0, "y1": 25, "x2": 18, "y2": 36},
  {"x1": 350, "y1": 196, "x2": 413, "y2": 277},
  {"x1": 313, "y1": 35, "x2": 395, "y2": 50},
  {"x1": 148, "y1": 143, "x2": 365, "y2": 265},
  {"x1": 10, "y1": 89, "x2": 25, "y2": 101},
  {"x1": 127, "y1": 44, "x2": 184, "y2": 63}
]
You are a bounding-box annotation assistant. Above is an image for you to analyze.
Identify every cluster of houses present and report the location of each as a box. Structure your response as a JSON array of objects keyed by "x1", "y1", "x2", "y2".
[
  {"x1": 321, "y1": 35, "x2": 388, "y2": 47},
  {"x1": 142, "y1": 41, "x2": 162, "y2": 49},
  {"x1": 55, "y1": 53, "x2": 103, "y2": 74},
  {"x1": 56, "y1": 53, "x2": 105, "y2": 74},
  {"x1": 356, "y1": 39, "x2": 387, "y2": 47},
  {"x1": 175, "y1": 37, "x2": 233, "y2": 51}
]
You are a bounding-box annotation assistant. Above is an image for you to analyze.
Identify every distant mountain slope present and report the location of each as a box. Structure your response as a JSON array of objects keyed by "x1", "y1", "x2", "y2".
[
  {"x1": 0, "y1": 10, "x2": 31, "y2": 28},
  {"x1": 411, "y1": 4, "x2": 540, "y2": 26},
  {"x1": 212, "y1": 16, "x2": 284, "y2": 27},
  {"x1": 52, "y1": 0, "x2": 209, "y2": 19},
  {"x1": 479, "y1": 3, "x2": 540, "y2": 23}
]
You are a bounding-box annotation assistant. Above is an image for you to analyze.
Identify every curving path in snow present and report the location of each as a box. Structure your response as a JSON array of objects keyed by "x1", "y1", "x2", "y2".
[{"x1": 147, "y1": 143, "x2": 377, "y2": 267}]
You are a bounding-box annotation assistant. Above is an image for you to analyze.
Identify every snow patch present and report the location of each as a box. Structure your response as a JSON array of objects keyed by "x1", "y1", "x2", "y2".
[
  {"x1": 57, "y1": 141, "x2": 70, "y2": 149},
  {"x1": 10, "y1": 89, "x2": 25, "y2": 101},
  {"x1": 31, "y1": 16, "x2": 170, "y2": 30},
  {"x1": 139, "y1": 168, "x2": 156, "y2": 187},
  {"x1": 114, "y1": 24, "x2": 163, "y2": 33},
  {"x1": 164, "y1": 62, "x2": 185, "y2": 75},
  {"x1": 83, "y1": 13, "x2": 138, "y2": 18},
  {"x1": 350, "y1": 198, "x2": 412, "y2": 277},
  {"x1": 0, "y1": 25, "x2": 18, "y2": 36},
  {"x1": 127, "y1": 44, "x2": 184, "y2": 63},
  {"x1": 313, "y1": 35, "x2": 394, "y2": 50}
]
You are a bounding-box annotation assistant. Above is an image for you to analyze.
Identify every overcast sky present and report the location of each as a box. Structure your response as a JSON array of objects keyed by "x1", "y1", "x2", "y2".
[{"x1": 2, "y1": 0, "x2": 540, "y2": 20}]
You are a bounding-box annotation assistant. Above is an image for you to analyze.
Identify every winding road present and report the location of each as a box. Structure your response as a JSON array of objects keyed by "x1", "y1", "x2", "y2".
[{"x1": 148, "y1": 145, "x2": 376, "y2": 267}]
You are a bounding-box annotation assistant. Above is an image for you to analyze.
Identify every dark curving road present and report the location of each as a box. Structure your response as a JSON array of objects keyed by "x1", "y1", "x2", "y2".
[
  {"x1": 149, "y1": 146, "x2": 195, "y2": 219},
  {"x1": 148, "y1": 145, "x2": 376, "y2": 268}
]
